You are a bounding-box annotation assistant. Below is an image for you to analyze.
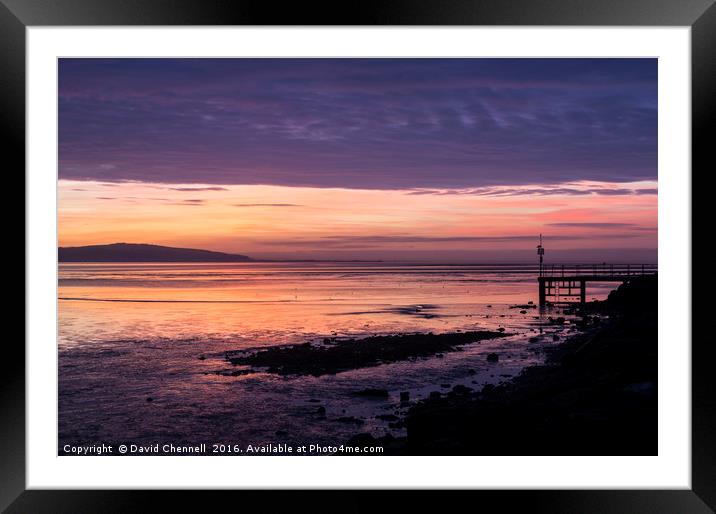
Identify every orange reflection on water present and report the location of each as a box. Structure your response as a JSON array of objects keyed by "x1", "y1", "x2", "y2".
[{"x1": 58, "y1": 262, "x2": 620, "y2": 350}]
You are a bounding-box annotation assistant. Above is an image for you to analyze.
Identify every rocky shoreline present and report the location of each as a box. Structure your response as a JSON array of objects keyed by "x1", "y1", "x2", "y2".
[
  {"x1": 348, "y1": 275, "x2": 658, "y2": 455},
  {"x1": 225, "y1": 330, "x2": 511, "y2": 376}
]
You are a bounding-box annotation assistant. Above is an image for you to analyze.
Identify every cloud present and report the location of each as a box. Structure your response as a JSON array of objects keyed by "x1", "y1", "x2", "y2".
[
  {"x1": 407, "y1": 185, "x2": 658, "y2": 197},
  {"x1": 167, "y1": 186, "x2": 228, "y2": 191},
  {"x1": 163, "y1": 199, "x2": 206, "y2": 206},
  {"x1": 585, "y1": 187, "x2": 659, "y2": 196},
  {"x1": 545, "y1": 222, "x2": 656, "y2": 232},
  {"x1": 260, "y1": 233, "x2": 641, "y2": 249},
  {"x1": 58, "y1": 58, "x2": 657, "y2": 189},
  {"x1": 233, "y1": 203, "x2": 302, "y2": 207},
  {"x1": 546, "y1": 222, "x2": 638, "y2": 228}
]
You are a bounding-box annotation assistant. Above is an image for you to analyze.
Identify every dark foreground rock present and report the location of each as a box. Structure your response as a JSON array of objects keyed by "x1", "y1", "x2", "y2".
[
  {"x1": 368, "y1": 275, "x2": 658, "y2": 456},
  {"x1": 226, "y1": 331, "x2": 509, "y2": 376},
  {"x1": 353, "y1": 388, "x2": 390, "y2": 398}
]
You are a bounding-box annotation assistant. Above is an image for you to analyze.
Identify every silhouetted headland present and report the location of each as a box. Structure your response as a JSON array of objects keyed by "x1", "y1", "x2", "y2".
[
  {"x1": 58, "y1": 243, "x2": 253, "y2": 262},
  {"x1": 349, "y1": 275, "x2": 658, "y2": 455},
  {"x1": 58, "y1": 243, "x2": 385, "y2": 263}
]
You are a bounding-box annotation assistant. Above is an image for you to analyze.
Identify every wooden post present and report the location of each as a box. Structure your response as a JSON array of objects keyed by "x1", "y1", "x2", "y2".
[
  {"x1": 539, "y1": 277, "x2": 546, "y2": 306},
  {"x1": 580, "y1": 279, "x2": 586, "y2": 304}
]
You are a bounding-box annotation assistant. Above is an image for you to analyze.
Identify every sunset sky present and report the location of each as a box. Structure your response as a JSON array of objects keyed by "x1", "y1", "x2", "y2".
[{"x1": 58, "y1": 58, "x2": 657, "y2": 262}]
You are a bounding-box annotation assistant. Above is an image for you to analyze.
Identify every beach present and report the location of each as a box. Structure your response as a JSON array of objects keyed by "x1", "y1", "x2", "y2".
[
  {"x1": 349, "y1": 275, "x2": 658, "y2": 455},
  {"x1": 58, "y1": 262, "x2": 651, "y2": 455}
]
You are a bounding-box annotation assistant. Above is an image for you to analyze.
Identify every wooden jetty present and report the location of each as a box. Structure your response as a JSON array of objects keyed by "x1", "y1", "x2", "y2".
[{"x1": 538, "y1": 263, "x2": 657, "y2": 306}]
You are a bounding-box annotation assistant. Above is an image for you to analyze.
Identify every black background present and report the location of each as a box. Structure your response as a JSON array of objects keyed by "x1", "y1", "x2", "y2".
[{"x1": 2, "y1": 0, "x2": 713, "y2": 511}]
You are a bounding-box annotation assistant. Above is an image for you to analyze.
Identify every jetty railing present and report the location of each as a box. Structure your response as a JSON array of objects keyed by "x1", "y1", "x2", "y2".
[
  {"x1": 541, "y1": 263, "x2": 658, "y2": 278},
  {"x1": 538, "y1": 264, "x2": 657, "y2": 305}
]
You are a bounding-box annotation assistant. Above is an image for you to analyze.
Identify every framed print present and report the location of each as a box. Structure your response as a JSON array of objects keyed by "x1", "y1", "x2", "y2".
[{"x1": 4, "y1": 0, "x2": 713, "y2": 511}]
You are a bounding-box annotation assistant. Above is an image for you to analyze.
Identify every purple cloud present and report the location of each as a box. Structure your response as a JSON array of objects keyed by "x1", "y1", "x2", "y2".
[
  {"x1": 59, "y1": 58, "x2": 657, "y2": 189},
  {"x1": 407, "y1": 185, "x2": 657, "y2": 197},
  {"x1": 167, "y1": 186, "x2": 228, "y2": 192}
]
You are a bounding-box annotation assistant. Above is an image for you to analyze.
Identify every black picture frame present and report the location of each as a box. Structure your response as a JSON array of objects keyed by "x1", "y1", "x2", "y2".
[{"x1": 3, "y1": 0, "x2": 712, "y2": 511}]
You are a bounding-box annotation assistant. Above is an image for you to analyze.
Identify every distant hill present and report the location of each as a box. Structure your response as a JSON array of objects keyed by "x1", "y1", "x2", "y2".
[{"x1": 58, "y1": 243, "x2": 253, "y2": 263}]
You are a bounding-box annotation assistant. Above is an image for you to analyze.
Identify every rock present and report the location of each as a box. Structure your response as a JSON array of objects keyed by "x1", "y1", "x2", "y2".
[
  {"x1": 487, "y1": 304, "x2": 492, "y2": 308},
  {"x1": 510, "y1": 304, "x2": 537, "y2": 309},
  {"x1": 315, "y1": 406, "x2": 326, "y2": 415},
  {"x1": 335, "y1": 416, "x2": 364, "y2": 424},
  {"x1": 376, "y1": 414, "x2": 399, "y2": 422},
  {"x1": 440, "y1": 383, "x2": 451, "y2": 389},
  {"x1": 429, "y1": 391, "x2": 442, "y2": 399},
  {"x1": 146, "y1": 397, "x2": 153, "y2": 402},
  {"x1": 347, "y1": 433, "x2": 378, "y2": 446},
  {"x1": 497, "y1": 327, "x2": 506, "y2": 332},
  {"x1": 520, "y1": 310, "x2": 527, "y2": 314},
  {"x1": 198, "y1": 355, "x2": 206, "y2": 360},
  {"x1": 529, "y1": 337, "x2": 539, "y2": 343},
  {"x1": 467, "y1": 368, "x2": 476, "y2": 375},
  {"x1": 486, "y1": 353, "x2": 499, "y2": 362},
  {"x1": 400, "y1": 391, "x2": 410, "y2": 402},
  {"x1": 229, "y1": 330, "x2": 510, "y2": 377},
  {"x1": 394, "y1": 276, "x2": 658, "y2": 455},
  {"x1": 353, "y1": 388, "x2": 389, "y2": 398},
  {"x1": 528, "y1": 301, "x2": 534, "y2": 305},
  {"x1": 214, "y1": 368, "x2": 254, "y2": 377},
  {"x1": 624, "y1": 381, "x2": 655, "y2": 395},
  {"x1": 308, "y1": 398, "x2": 321, "y2": 403},
  {"x1": 452, "y1": 384, "x2": 472, "y2": 395},
  {"x1": 552, "y1": 334, "x2": 560, "y2": 341}
]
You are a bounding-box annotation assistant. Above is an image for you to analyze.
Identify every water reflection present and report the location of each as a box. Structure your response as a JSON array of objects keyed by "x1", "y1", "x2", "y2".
[{"x1": 58, "y1": 262, "x2": 617, "y2": 452}]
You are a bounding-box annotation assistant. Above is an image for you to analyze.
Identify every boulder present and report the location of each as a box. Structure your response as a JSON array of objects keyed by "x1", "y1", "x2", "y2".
[
  {"x1": 353, "y1": 388, "x2": 389, "y2": 398},
  {"x1": 336, "y1": 416, "x2": 364, "y2": 424}
]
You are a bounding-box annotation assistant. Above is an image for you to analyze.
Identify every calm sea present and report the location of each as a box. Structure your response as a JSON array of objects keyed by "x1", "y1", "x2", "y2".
[{"x1": 58, "y1": 262, "x2": 618, "y2": 453}]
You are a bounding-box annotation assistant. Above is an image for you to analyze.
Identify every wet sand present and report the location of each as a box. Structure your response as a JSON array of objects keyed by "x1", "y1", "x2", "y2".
[
  {"x1": 348, "y1": 275, "x2": 658, "y2": 455},
  {"x1": 58, "y1": 262, "x2": 638, "y2": 455}
]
